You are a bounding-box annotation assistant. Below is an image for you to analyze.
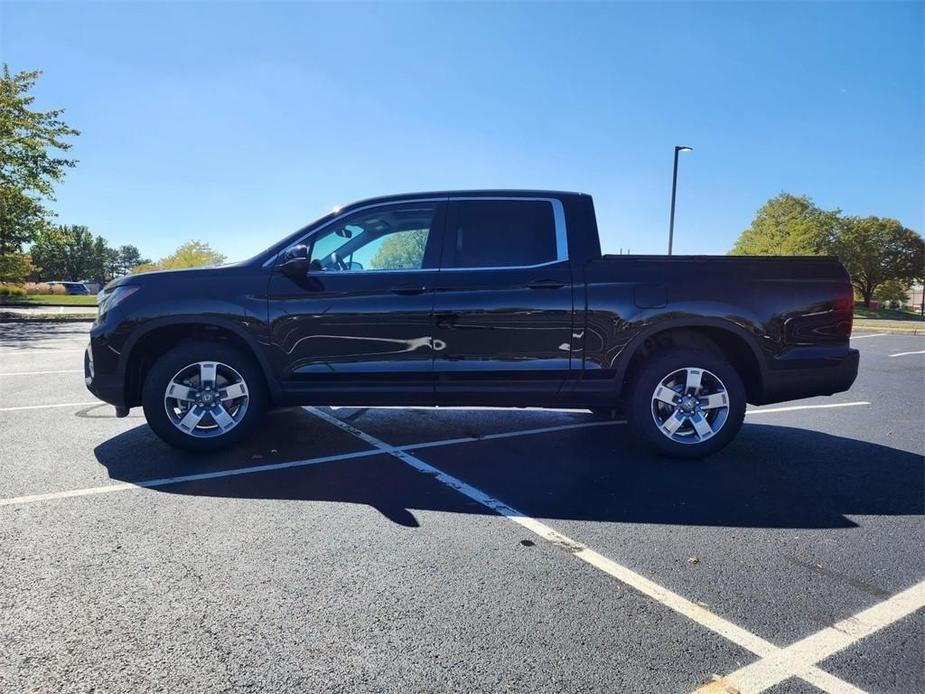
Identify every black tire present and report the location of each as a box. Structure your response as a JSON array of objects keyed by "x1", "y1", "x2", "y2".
[
  {"x1": 142, "y1": 341, "x2": 268, "y2": 452},
  {"x1": 626, "y1": 348, "x2": 746, "y2": 459}
]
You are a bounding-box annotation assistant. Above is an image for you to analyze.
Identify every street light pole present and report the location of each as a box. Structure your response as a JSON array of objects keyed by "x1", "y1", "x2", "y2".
[{"x1": 668, "y1": 145, "x2": 693, "y2": 255}]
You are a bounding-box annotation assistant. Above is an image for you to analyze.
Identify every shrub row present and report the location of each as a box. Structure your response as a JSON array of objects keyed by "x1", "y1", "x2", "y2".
[
  {"x1": 0, "y1": 283, "x2": 28, "y2": 297},
  {"x1": 23, "y1": 282, "x2": 68, "y2": 295},
  {"x1": 0, "y1": 283, "x2": 72, "y2": 297}
]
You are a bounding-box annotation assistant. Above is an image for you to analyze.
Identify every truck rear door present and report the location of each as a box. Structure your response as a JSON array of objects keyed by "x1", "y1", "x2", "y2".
[{"x1": 432, "y1": 196, "x2": 575, "y2": 404}]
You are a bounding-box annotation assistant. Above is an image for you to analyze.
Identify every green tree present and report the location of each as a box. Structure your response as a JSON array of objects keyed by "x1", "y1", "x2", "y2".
[
  {"x1": 113, "y1": 245, "x2": 148, "y2": 276},
  {"x1": 825, "y1": 217, "x2": 924, "y2": 308},
  {"x1": 30, "y1": 225, "x2": 104, "y2": 281},
  {"x1": 730, "y1": 193, "x2": 840, "y2": 256},
  {"x1": 370, "y1": 230, "x2": 428, "y2": 270},
  {"x1": 129, "y1": 260, "x2": 160, "y2": 274},
  {"x1": 0, "y1": 252, "x2": 34, "y2": 284},
  {"x1": 90, "y1": 235, "x2": 116, "y2": 285},
  {"x1": 0, "y1": 66, "x2": 79, "y2": 265},
  {"x1": 131, "y1": 240, "x2": 226, "y2": 273},
  {"x1": 873, "y1": 279, "x2": 909, "y2": 306}
]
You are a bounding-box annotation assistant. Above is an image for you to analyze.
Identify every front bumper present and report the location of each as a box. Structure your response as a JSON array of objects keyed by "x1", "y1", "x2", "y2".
[
  {"x1": 84, "y1": 340, "x2": 128, "y2": 411},
  {"x1": 754, "y1": 347, "x2": 860, "y2": 405}
]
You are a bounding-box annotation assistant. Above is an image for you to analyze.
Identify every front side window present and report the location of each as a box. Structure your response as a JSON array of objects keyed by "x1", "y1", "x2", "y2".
[
  {"x1": 306, "y1": 202, "x2": 438, "y2": 272},
  {"x1": 445, "y1": 200, "x2": 559, "y2": 269}
]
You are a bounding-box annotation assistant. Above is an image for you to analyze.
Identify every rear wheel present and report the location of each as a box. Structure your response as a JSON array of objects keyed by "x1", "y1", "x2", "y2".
[
  {"x1": 627, "y1": 349, "x2": 745, "y2": 458},
  {"x1": 142, "y1": 341, "x2": 267, "y2": 452}
]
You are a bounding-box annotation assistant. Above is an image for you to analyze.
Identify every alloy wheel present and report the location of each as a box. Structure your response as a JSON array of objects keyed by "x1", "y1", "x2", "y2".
[
  {"x1": 163, "y1": 361, "x2": 250, "y2": 438},
  {"x1": 650, "y1": 366, "x2": 730, "y2": 445}
]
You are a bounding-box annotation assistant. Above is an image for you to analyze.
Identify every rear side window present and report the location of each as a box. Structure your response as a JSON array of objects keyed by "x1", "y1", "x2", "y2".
[{"x1": 445, "y1": 200, "x2": 559, "y2": 269}]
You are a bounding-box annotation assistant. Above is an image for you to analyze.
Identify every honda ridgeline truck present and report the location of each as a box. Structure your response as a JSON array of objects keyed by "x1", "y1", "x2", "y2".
[{"x1": 86, "y1": 191, "x2": 859, "y2": 458}]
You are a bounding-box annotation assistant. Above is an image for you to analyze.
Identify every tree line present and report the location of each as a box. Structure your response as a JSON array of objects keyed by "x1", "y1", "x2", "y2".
[
  {"x1": 0, "y1": 66, "x2": 224, "y2": 288},
  {"x1": 30, "y1": 226, "x2": 148, "y2": 284},
  {"x1": 28, "y1": 226, "x2": 225, "y2": 284},
  {"x1": 731, "y1": 194, "x2": 923, "y2": 307}
]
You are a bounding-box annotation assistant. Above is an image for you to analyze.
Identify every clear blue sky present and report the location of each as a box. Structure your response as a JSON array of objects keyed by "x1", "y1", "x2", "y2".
[{"x1": 3, "y1": 1, "x2": 922, "y2": 261}]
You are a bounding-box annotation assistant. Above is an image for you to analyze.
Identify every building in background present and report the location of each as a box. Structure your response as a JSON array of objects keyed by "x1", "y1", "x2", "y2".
[{"x1": 907, "y1": 283, "x2": 924, "y2": 315}]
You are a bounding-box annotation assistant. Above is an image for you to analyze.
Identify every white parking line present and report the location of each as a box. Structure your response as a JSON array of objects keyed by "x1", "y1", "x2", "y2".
[
  {"x1": 889, "y1": 350, "x2": 925, "y2": 358},
  {"x1": 303, "y1": 406, "x2": 862, "y2": 694},
  {"x1": 746, "y1": 401, "x2": 870, "y2": 415},
  {"x1": 0, "y1": 448, "x2": 384, "y2": 508},
  {"x1": 0, "y1": 419, "x2": 624, "y2": 508},
  {"x1": 0, "y1": 401, "x2": 100, "y2": 412},
  {"x1": 0, "y1": 398, "x2": 872, "y2": 505},
  {"x1": 698, "y1": 579, "x2": 925, "y2": 694},
  {"x1": 1, "y1": 398, "x2": 909, "y2": 692},
  {"x1": 0, "y1": 369, "x2": 83, "y2": 377},
  {"x1": 850, "y1": 333, "x2": 888, "y2": 339}
]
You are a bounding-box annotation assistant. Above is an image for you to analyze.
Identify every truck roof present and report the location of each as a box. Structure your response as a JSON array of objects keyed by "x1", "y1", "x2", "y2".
[{"x1": 337, "y1": 190, "x2": 589, "y2": 212}]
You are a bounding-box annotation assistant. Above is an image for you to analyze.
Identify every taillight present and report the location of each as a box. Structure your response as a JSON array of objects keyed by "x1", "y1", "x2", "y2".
[{"x1": 833, "y1": 293, "x2": 854, "y2": 338}]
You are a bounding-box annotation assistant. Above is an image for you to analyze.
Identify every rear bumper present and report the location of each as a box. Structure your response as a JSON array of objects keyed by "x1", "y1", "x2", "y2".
[{"x1": 753, "y1": 347, "x2": 859, "y2": 405}]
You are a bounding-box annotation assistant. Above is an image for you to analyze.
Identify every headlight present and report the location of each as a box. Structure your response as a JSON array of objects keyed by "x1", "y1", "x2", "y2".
[{"x1": 97, "y1": 286, "x2": 139, "y2": 316}]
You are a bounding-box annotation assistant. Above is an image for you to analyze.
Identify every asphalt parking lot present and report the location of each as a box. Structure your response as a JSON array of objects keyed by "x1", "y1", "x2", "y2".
[{"x1": 0, "y1": 321, "x2": 922, "y2": 694}]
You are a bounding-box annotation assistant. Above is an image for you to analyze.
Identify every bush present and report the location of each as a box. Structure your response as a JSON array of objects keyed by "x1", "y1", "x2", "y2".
[
  {"x1": 874, "y1": 279, "x2": 909, "y2": 304},
  {"x1": 24, "y1": 281, "x2": 51, "y2": 294},
  {"x1": 0, "y1": 283, "x2": 27, "y2": 298},
  {"x1": 51, "y1": 283, "x2": 66, "y2": 295}
]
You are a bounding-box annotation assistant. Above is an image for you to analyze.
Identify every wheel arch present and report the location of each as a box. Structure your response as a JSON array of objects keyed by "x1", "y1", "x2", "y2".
[
  {"x1": 121, "y1": 316, "x2": 277, "y2": 408},
  {"x1": 615, "y1": 318, "x2": 767, "y2": 403}
]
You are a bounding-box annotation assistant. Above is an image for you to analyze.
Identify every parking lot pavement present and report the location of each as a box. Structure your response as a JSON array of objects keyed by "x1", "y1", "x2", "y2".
[
  {"x1": 0, "y1": 305, "x2": 97, "y2": 317},
  {"x1": 0, "y1": 322, "x2": 922, "y2": 693}
]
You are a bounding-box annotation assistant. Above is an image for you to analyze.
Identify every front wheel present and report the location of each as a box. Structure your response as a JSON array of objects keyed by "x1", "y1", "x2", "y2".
[
  {"x1": 142, "y1": 341, "x2": 267, "y2": 452},
  {"x1": 627, "y1": 349, "x2": 746, "y2": 459}
]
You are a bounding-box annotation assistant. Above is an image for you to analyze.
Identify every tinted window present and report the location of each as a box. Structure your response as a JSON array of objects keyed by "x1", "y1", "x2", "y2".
[
  {"x1": 307, "y1": 203, "x2": 438, "y2": 272},
  {"x1": 446, "y1": 200, "x2": 558, "y2": 269}
]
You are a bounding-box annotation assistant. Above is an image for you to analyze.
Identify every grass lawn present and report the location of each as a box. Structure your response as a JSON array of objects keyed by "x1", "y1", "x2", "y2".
[
  {"x1": 853, "y1": 306, "x2": 924, "y2": 322},
  {"x1": 854, "y1": 320, "x2": 924, "y2": 332},
  {"x1": 0, "y1": 294, "x2": 97, "y2": 306}
]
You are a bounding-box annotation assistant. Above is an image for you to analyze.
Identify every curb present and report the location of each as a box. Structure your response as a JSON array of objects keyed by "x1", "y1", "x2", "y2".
[
  {"x1": 0, "y1": 303, "x2": 97, "y2": 309},
  {"x1": 853, "y1": 324, "x2": 924, "y2": 336},
  {"x1": 853, "y1": 329, "x2": 923, "y2": 335}
]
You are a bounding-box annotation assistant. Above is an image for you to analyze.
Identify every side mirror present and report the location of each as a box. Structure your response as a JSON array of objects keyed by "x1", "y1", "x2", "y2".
[{"x1": 279, "y1": 244, "x2": 310, "y2": 275}]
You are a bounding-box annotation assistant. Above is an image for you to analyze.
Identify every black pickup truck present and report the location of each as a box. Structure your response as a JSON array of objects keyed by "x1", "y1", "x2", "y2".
[{"x1": 86, "y1": 190, "x2": 858, "y2": 457}]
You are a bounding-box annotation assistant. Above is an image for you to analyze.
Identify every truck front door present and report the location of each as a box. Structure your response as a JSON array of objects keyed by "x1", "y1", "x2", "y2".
[{"x1": 267, "y1": 200, "x2": 446, "y2": 404}]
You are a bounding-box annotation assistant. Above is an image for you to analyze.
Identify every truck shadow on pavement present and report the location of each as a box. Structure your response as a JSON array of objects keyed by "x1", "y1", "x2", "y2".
[{"x1": 94, "y1": 408, "x2": 924, "y2": 529}]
